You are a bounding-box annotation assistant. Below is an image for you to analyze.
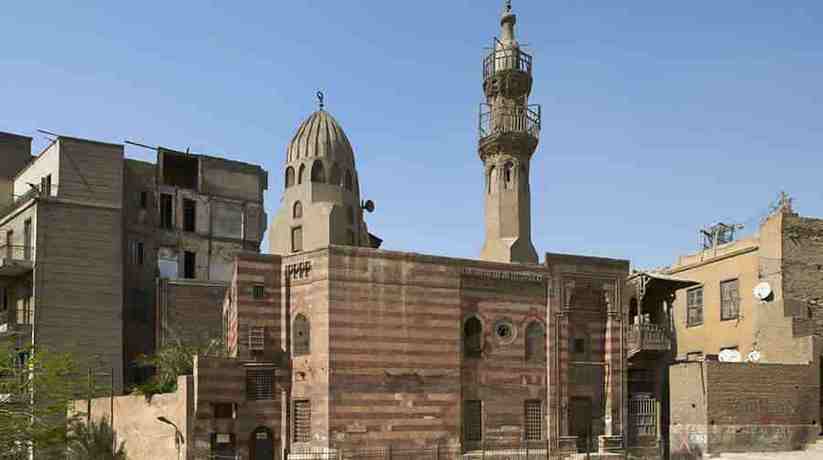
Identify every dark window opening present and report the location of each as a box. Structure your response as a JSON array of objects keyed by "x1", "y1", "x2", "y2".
[
  {"x1": 132, "y1": 241, "x2": 144, "y2": 266},
  {"x1": 293, "y1": 400, "x2": 311, "y2": 443},
  {"x1": 162, "y1": 151, "x2": 199, "y2": 190},
  {"x1": 464, "y1": 400, "x2": 482, "y2": 441},
  {"x1": 246, "y1": 368, "x2": 274, "y2": 400},
  {"x1": 160, "y1": 194, "x2": 173, "y2": 229},
  {"x1": 573, "y1": 338, "x2": 586, "y2": 354},
  {"x1": 293, "y1": 314, "x2": 310, "y2": 356},
  {"x1": 23, "y1": 219, "x2": 31, "y2": 261},
  {"x1": 140, "y1": 191, "x2": 148, "y2": 209},
  {"x1": 464, "y1": 317, "x2": 482, "y2": 358},
  {"x1": 310, "y1": 161, "x2": 325, "y2": 183},
  {"x1": 293, "y1": 201, "x2": 303, "y2": 219},
  {"x1": 504, "y1": 161, "x2": 514, "y2": 188},
  {"x1": 285, "y1": 166, "x2": 296, "y2": 188},
  {"x1": 214, "y1": 403, "x2": 235, "y2": 419},
  {"x1": 183, "y1": 199, "x2": 196, "y2": 232},
  {"x1": 5, "y1": 230, "x2": 13, "y2": 259},
  {"x1": 41, "y1": 174, "x2": 52, "y2": 196},
  {"x1": 253, "y1": 285, "x2": 265, "y2": 299},
  {"x1": 183, "y1": 251, "x2": 196, "y2": 279},
  {"x1": 525, "y1": 400, "x2": 543, "y2": 441},
  {"x1": 525, "y1": 322, "x2": 545, "y2": 362},
  {"x1": 687, "y1": 287, "x2": 704, "y2": 327},
  {"x1": 298, "y1": 164, "x2": 306, "y2": 185}
]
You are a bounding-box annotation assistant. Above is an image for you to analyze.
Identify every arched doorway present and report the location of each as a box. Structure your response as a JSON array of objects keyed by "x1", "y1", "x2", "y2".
[{"x1": 250, "y1": 426, "x2": 275, "y2": 460}]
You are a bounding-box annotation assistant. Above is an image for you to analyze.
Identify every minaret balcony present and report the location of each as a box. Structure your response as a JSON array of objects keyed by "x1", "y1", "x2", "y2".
[
  {"x1": 483, "y1": 48, "x2": 533, "y2": 97},
  {"x1": 478, "y1": 103, "x2": 541, "y2": 146}
]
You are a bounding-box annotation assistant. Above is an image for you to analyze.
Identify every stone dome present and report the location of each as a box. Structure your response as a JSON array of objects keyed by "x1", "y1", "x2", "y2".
[{"x1": 286, "y1": 110, "x2": 355, "y2": 166}]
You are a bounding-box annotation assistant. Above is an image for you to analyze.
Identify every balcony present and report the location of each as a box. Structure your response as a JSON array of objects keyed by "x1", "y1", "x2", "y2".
[
  {"x1": 483, "y1": 47, "x2": 533, "y2": 80},
  {"x1": 479, "y1": 104, "x2": 541, "y2": 145},
  {"x1": 627, "y1": 323, "x2": 671, "y2": 358},
  {"x1": 0, "y1": 245, "x2": 34, "y2": 277}
]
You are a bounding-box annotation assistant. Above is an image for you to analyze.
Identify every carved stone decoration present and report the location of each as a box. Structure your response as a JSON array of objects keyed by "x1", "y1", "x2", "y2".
[{"x1": 286, "y1": 261, "x2": 312, "y2": 280}]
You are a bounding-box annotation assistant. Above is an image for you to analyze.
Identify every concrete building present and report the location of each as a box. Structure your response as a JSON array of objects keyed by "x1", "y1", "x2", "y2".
[
  {"x1": 0, "y1": 131, "x2": 269, "y2": 393},
  {"x1": 637, "y1": 197, "x2": 823, "y2": 458},
  {"x1": 80, "y1": 4, "x2": 636, "y2": 459}
]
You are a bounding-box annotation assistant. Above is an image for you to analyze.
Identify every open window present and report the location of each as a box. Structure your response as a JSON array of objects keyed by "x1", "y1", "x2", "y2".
[
  {"x1": 464, "y1": 317, "x2": 483, "y2": 358},
  {"x1": 161, "y1": 150, "x2": 199, "y2": 190},
  {"x1": 310, "y1": 161, "x2": 325, "y2": 183}
]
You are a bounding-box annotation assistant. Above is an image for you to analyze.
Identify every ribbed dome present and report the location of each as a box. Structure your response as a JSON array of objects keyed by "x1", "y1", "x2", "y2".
[{"x1": 286, "y1": 110, "x2": 355, "y2": 166}]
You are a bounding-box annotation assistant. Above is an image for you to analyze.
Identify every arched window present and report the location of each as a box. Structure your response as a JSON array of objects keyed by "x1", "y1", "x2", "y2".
[
  {"x1": 464, "y1": 316, "x2": 483, "y2": 358},
  {"x1": 329, "y1": 163, "x2": 341, "y2": 187},
  {"x1": 310, "y1": 161, "x2": 325, "y2": 183},
  {"x1": 525, "y1": 322, "x2": 546, "y2": 362},
  {"x1": 293, "y1": 314, "x2": 310, "y2": 356},
  {"x1": 344, "y1": 170, "x2": 353, "y2": 191},
  {"x1": 504, "y1": 162, "x2": 514, "y2": 189},
  {"x1": 488, "y1": 166, "x2": 497, "y2": 194},
  {"x1": 298, "y1": 164, "x2": 306, "y2": 185},
  {"x1": 293, "y1": 201, "x2": 303, "y2": 219},
  {"x1": 285, "y1": 167, "x2": 295, "y2": 188}
]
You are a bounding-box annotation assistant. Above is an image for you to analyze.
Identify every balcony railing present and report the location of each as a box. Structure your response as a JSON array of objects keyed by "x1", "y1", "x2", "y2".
[
  {"x1": 479, "y1": 104, "x2": 541, "y2": 141},
  {"x1": 483, "y1": 47, "x2": 533, "y2": 80},
  {"x1": 627, "y1": 323, "x2": 671, "y2": 355},
  {"x1": 0, "y1": 245, "x2": 33, "y2": 262}
]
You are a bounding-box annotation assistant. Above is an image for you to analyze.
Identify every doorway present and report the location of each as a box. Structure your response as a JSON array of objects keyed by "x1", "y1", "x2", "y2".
[
  {"x1": 570, "y1": 397, "x2": 593, "y2": 453},
  {"x1": 250, "y1": 427, "x2": 275, "y2": 460}
]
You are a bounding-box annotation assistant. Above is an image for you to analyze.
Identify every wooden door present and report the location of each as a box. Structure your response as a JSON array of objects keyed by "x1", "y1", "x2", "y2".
[{"x1": 569, "y1": 397, "x2": 593, "y2": 453}]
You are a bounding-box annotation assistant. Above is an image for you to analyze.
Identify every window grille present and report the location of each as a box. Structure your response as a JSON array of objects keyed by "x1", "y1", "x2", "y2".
[
  {"x1": 252, "y1": 285, "x2": 265, "y2": 299},
  {"x1": 464, "y1": 400, "x2": 482, "y2": 441},
  {"x1": 720, "y1": 279, "x2": 739, "y2": 320},
  {"x1": 246, "y1": 368, "x2": 273, "y2": 401},
  {"x1": 248, "y1": 326, "x2": 265, "y2": 351},
  {"x1": 293, "y1": 400, "x2": 311, "y2": 442},
  {"x1": 525, "y1": 400, "x2": 543, "y2": 441},
  {"x1": 687, "y1": 287, "x2": 703, "y2": 327}
]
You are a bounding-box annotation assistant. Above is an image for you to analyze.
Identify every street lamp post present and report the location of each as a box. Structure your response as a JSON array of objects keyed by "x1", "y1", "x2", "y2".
[{"x1": 157, "y1": 416, "x2": 184, "y2": 460}]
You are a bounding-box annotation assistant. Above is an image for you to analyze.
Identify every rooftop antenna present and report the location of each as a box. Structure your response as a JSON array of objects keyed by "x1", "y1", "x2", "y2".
[{"x1": 316, "y1": 91, "x2": 325, "y2": 111}]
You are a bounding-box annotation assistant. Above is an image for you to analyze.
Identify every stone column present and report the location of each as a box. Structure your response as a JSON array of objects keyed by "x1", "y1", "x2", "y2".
[
  {"x1": 600, "y1": 281, "x2": 625, "y2": 453},
  {"x1": 547, "y1": 277, "x2": 577, "y2": 455}
]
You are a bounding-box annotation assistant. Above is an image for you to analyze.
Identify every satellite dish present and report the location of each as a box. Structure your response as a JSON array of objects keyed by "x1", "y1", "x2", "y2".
[
  {"x1": 718, "y1": 349, "x2": 742, "y2": 362},
  {"x1": 747, "y1": 350, "x2": 761, "y2": 363},
  {"x1": 362, "y1": 200, "x2": 375, "y2": 213},
  {"x1": 753, "y1": 282, "x2": 773, "y2": 301}
]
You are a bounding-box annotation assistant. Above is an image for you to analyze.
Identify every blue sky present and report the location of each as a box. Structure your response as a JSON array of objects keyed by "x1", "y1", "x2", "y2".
[{"x1": 1, "y1": 1, "x2": 821, "y2": 269}]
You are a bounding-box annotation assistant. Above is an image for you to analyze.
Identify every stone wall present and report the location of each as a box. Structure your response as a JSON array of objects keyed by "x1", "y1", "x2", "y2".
[
  {"x1": 782, "y1": 214, "x2": 823, "y2": 337},
  {"x1": 670, "y1": 361, "x2": 819, "y2": 459},
  {"x1": 157, "y1": 279, "x2": 228, "y2": 348}
]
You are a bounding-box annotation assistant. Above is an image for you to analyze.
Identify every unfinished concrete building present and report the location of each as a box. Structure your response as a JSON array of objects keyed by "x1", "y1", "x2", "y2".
[{"x1": 0, "y1": 131, "x2": 269, "y2": 392}]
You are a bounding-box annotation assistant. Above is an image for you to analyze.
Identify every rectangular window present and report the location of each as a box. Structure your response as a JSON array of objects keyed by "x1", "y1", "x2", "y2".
[
  {"x1": 131, "y1": 241, "x2": 144, "y2": 266},
  {"x1": 252, "y1": 285, "x2": 265, "y2": 299},
  {"x1": 720, "y1": 279, "x2": 740, "y2": 320},
  {"x1": 160, "y1": 194, "x2": 173, "y2": 229},
  {"x1": 140, "y1": 191, "x2": 148, "y2": 209},
  {"x1": 23, "y1": 219, "x2": 31, "y2": 261},
  {"x1": 183, "y1": 251, "x2": 196, "y2": 279},
  {"x1": 213, "y1": 403, "x2": 235, "y2": 419},
  {"x1": 183, "y1": 199, "x2": 196, "y2": 232},
  {"x1": 248, "y1": 326, "x2": 265, "y2": 351},
  {"x1": 686, "y1": 287, "x2": 703, "y2": 327},
  {"x1": 41, "y1": 174, "x2": 52, "y2": 196},
  {"x1": 525, "y1": 400, "x2": 543, "y2": 441},
  {"x1": 293, "y1": 400, "x2": 311, "y2": 443},
  {"x1": 464, "y1": 400, "x2": 483, "y2": 442},
  {"x1": 17, "y1": 295, "x2": 31, "y2": 325},
  {"x1": 291, "y1": 226, "x2": 303, "y2": 252},
  {"x1": 246, "y1": 368, "x2": 273, "y2": 400}
]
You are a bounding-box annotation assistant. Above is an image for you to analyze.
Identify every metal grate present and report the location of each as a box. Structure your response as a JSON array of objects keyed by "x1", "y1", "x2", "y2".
[
  {"x1": 628, "y1": 398, "x2": 658, "y2": 446},
  {"x1": 248, "y1": 326, "x2": 265, "y2": 351},
  {"x1": 464, "y1": 400, "x2": 482, "y2": 441},
  {"x1": 253, "y1": 284, "x2": 265, "y2": 299},
  {"x1": 687, "y1": 287, "x2": 703, "y2": 327},
  {"x1": 294, "y1": 400, "x2": 311, "y2": 443},
  {"x1": 525, "y1": 400, "x2": 543, "y2": 441},
  {"x1": 245, "y1": 368, "x2": 273, "y2": 401}
]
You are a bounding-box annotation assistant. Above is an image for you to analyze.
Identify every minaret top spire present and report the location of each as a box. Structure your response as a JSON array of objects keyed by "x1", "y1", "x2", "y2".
[
  {"x1": 505, "y1": 0, "x2": 512, "y2": 13},
  {"x1": 499, "y1": 0, "x2": 518, "y2": 47}
]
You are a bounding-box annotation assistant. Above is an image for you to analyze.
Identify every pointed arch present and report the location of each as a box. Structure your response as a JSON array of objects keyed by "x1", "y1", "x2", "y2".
[
  {"x1": 525, "y1": 321, "x2": 546, "y2": 362},
  {"x1": 344, "y1": 170, "x2": 353, "y2": 191},
  {"x1": 310, "y1": 160, "x2": 325, "y2": 183},
  {"x1": 488, "y1": 166, "x2": 497, "y2": 194},
  {"x1": 504, "y1": 161, "x2": 514, "y2": 189},
  {"x1": 293, "y1": 201, "x2": 303, "y2": 219},
  {"x1": 293, "y1": 314, "x2": 310, "y2": 356},
  {"x1": 298, "y1": 164, "x2": 306, "y2": 185},
  {"x1": 329, "y1": 163, "x2": 341, "y2": 186},
  {"x1": 464, "y1": 316, "x2": 483, "y2": 359},
  {"x1": 285, "y1": 167, "x2": 295, "y2": 188}
]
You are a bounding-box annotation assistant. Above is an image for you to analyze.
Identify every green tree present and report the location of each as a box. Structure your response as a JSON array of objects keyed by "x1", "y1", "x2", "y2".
[
  {"x1": 0, "y1": 340, "x2": 85, "y2": 457},
  {"x1": 134, "y1": 332, "x2": 223, "y2": 397},
  {"x1": 66, "y1": 416, "x2": 127, "y2": 460}
]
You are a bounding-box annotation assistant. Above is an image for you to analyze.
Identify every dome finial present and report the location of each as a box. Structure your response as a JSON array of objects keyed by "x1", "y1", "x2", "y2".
[
  {"x1": 505, "y1": 0, "x2": 512, "y2": 13},
  {"x1": 316, "y1": 91, "x2": 325, "y2": 111}
]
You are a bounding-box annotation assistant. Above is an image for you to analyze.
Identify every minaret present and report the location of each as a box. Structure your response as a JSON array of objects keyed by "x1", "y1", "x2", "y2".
[{"x1": 479, "y1": 1, "x2": 540, "y2": 264}]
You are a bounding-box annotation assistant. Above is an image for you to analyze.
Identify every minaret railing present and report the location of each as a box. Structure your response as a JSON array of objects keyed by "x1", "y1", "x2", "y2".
[
  {"x1": 483, "y1": 47, "x2": 533, "y2": 80},
  {"x1": 479, "y1": 103, "x2": 541, "y2": 140}
]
